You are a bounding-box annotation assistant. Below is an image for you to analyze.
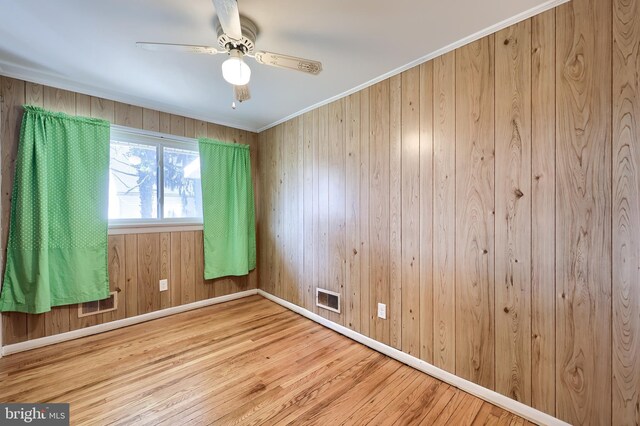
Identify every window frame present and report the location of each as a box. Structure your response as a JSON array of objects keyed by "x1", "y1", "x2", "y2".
[{"x1": 108, "y1": 125, "x2": 203, "y2": 233}]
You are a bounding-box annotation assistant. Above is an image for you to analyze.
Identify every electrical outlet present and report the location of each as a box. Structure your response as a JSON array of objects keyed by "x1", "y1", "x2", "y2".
[
  {"x1": 377, "y1": 303, "x2": 386, "y2": 319},
  {"x1": 159, "y1": 279, "x2": 168, "y2": 292}
]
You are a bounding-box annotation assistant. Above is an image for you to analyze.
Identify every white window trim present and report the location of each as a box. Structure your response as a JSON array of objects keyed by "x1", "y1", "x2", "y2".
[{"x1": 109, "y1": 125, "x2": 203, "y2": 232}]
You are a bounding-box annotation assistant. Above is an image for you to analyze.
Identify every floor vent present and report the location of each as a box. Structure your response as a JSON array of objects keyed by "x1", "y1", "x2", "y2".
[
  {"x1": 78, "y1": 291, "x2": 118, "y2": 317},
  {"x1": 316, "y1": 288, "x2": 340, "y2": 314}
]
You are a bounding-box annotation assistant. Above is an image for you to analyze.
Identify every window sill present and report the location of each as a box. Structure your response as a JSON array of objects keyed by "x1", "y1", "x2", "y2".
[{"x1": 108, "y1": 223, "x2": 203, "y2": 235}]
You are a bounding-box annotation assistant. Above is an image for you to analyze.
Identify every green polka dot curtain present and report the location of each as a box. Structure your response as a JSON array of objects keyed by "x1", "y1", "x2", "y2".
[
  {"x1": 198, "y1": 138, "x2": 256, "y2": 280},
  {"x1": 0, "y1": 106, "x2": 110, "y2": 314}
]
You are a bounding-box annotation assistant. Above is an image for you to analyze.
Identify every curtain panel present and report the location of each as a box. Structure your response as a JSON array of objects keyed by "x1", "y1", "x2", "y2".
[
  {"x1": 0, "y1": 106, "x2": 111, "y2": 314},
  {"x1": 198, "y1": 138, "x2": 256, "y2": 280}
]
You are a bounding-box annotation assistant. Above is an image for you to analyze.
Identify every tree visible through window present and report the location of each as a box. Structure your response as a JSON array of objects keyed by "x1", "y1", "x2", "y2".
[
  {"x1": 108, "y1": 129, "x2": 202, "y2": 223},
  {"x1": 164, "y1": 147, "x2": 202, "y2": 219}
]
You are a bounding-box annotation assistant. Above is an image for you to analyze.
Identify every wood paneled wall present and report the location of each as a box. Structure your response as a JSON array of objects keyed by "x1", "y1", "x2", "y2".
[
  {"x1": 258, "y1": 0, "x2": 640, "y2": 423},
  {"x1": 0, "y1": 76, "x2": 259, "y2": 346}
]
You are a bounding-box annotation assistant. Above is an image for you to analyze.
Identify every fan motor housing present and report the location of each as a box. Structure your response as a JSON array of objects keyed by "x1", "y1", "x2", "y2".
[{"x1": 217, "y1": 16, "x2": 258, "y2": 54}]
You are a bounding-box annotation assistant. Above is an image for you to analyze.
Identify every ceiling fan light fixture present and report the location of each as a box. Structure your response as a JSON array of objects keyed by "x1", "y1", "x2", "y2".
[{"x1": 222, "y1": 49, "x2": 251, "y2": 86}]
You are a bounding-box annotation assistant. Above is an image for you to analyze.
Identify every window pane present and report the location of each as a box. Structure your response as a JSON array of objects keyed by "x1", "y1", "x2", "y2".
[
  {"x1": 109, "y1": 141, "x2": 158, "y2": 220},
  {"x1": 163, "y1": 147, "x2": 202, "y2": 219}
]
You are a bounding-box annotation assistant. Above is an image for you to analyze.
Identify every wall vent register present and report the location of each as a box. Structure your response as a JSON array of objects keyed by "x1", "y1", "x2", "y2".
[
  {"x1": 78, "y1": 291, "x2": 118, "y2": 317},
  {"x1": 316, "y1": 288, "x2": 340, "y2": 314}
]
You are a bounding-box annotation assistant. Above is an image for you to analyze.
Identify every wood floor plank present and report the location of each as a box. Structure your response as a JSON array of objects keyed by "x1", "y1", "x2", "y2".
[
  {"x1": 0, "y1": 296, "x2": 524, "y2": 425},
  {"x1": 375, "y1": 375, "x2": 443, "y2": 426},
  {"x1": 341, "y1": 364, "x2": 418, "y2": 425},
  {"x1": 254, "y1": 354, "x2": 388, "y2": 425},
  {"x1": 472, "y1": 402, "x2": 518, "y2": 425},
  {"x1": 103, "y1": 325, "x2": 355, "y2": 425},
  {"x1": 365, "y1": 374, "x2": 431, "y2": 425},
  {"x1": 276, "y1": 356, "x2": 399, "y2": 425},
  {"x1": 161, "y1": 345, "x2": 371, "y2": 426},
  {"x1": 69, "y1": 317, "x2": 306, "y2": 423},
  {"x1": 0, "y1": 296, "x2": 270, "y2": 372},
  {"x1": 433, "y1": 390, "x2": 482, "y2": 424},
  {"x1": 392, "y1": 381, "x2": 450, "y2": 425},
  {"x1": 226, "y1": 344, "x2": 369, "y2": 426},
  {"x1": 290, "y1": 357, "x2": 400, "y2": 425},
  {"x1": 416, "y1": 385, "x2": 459, "y2": 425},
  {"x1": 0, "y1": 304, "x2": 287, "y2": 401},
  {"x1": 89, "y1": 322, "x2": 336, "y2": 425}
]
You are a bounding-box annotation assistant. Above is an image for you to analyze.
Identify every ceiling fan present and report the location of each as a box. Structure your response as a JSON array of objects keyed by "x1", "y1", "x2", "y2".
[{"x1": 136, "y1": 0, "x2": 323, "y2": 106}]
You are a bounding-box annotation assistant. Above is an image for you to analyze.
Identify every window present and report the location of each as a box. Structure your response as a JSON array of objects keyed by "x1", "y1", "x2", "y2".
[{"x1": 109, "y1": 126, "x2": 202, "y2": 227}]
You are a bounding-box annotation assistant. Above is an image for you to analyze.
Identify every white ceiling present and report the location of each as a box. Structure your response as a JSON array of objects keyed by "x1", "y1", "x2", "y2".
[{"x1": 0, "y1": 0, "x2": 564, "y2": 132}]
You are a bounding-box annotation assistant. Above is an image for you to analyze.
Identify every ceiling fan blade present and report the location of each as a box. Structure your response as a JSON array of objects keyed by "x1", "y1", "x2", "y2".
[
  {"x1": 234, "y1": 84, "x2": 251, "y2": 102},
  {"x1": 212, "y1": 0, "x2": 242, "y2": 41},
  {"x1": 136, "y1": 42, "x2": 220, "y2": 55},
  {"x1": 253, "y1": 51, "x2": 322, "y2": 75}
]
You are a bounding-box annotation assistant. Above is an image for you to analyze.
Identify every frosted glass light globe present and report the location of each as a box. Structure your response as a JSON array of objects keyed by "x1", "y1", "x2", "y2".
[{"x1": 222, "y1": 51, "x2": 251, "y2": 86}]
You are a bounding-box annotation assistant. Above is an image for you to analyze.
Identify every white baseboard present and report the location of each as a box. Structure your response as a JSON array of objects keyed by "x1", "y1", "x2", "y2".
[
  {"x1": 1, "y1": 287, "x2": 567, "y2": 425},
  {"x1": 257, "y1": 289, "x2": 568, "y2": 426},
  {"x1": 1, "y1": 289, "x2": 258, "y2": 356}
]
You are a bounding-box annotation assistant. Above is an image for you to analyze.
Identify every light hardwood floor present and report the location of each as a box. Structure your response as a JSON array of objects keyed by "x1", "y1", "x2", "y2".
[{"x1": 0, "y1": 296, "x2": 529, "y2": 425}]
